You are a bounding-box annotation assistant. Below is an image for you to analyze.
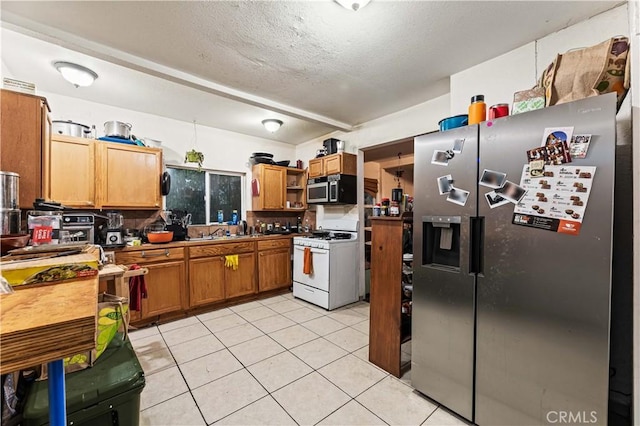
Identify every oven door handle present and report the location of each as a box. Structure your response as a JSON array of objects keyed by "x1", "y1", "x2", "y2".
[{"x1": 294, "y1": 246, "x2": 327, "y2": 254}]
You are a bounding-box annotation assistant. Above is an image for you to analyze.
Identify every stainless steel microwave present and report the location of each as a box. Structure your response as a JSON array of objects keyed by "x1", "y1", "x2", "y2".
[{"x1": 307, "y1": 174, "x2": 357, "y2": 204}]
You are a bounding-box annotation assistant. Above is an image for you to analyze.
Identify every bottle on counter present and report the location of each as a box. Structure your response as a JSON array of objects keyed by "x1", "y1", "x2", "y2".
[
  {"x1": 381, "y1": 198, "x2": 390, "y2": 216},
  {"x1": 468, "y1": 95, "x2": 486, "y2": 125},
  {"x1": 217, "y1": 210, "x2": 224, "y2": 223},
  {"x1": 297, "y1": 216, "x2": 302, "y2": 232},
  {"x1": 390, "y1": 200, "x2": 400, "y2": 217},
  {"x1": 231, "y1": 210, "x2": 238, "y2": 225},
  {"x1": 373, "y1": 204, "x2": 381, "y2": 217}
]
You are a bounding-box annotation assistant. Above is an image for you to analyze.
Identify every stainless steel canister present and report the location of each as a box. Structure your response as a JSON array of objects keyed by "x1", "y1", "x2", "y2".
[
  {"x1": 0, "y1": 171, "x2": 19, "y2": 209},
  {"x1": 0, "y1": 209, "x2": 21, "y2": 234}
]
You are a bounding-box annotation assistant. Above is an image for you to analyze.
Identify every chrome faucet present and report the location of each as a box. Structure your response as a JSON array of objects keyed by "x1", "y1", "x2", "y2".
[{"x1": 210, "y1": 228, "x2": 226, "y2": 237}]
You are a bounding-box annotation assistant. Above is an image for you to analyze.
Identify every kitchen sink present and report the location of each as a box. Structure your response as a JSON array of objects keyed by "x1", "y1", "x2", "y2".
[{"x1": 187, "y1": 235, "x2": 246, "y2": 242}]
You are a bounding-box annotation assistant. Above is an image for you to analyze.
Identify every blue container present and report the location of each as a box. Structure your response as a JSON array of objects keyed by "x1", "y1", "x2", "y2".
[
  {"x1": 217, "y1": 210, "x2": 224, "y2": 223},
  {"x1": 438, "y1": 114, "x2": 469, "y2": 131},
  {"x1": 231, "y1": 210, "x2": 238, "y2": 225}
]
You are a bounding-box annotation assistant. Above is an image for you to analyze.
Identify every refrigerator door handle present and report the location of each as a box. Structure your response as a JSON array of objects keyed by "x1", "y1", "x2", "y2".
[{"x1": 470, "y1": 216, "x2": 484, "y2": 275}]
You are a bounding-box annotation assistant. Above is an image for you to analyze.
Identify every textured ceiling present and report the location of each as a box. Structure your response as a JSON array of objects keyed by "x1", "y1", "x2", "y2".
[{"x1": 1, "y1": 1, "x2": 622, "y2": 143}]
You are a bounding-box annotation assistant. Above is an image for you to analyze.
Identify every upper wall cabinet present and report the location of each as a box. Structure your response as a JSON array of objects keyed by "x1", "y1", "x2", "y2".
[
  {"x1": 251, "y1": 164, "x2": 307, "y2": 211},
  {"x1": 46, "y1": 135, "x2": 96, "y2": 208},
  {"x1": 98, "y1": 143, "x2": 162, "y2": 209},
  {"x1": 44, "y1": 135, "x2": 162, "y2": 209},
  {"x1": 308, "y1": 153, "x2": 357, "y2": 178},
  {"x1": 1, "y1": 90, "x2": 50, "y2": 208}
]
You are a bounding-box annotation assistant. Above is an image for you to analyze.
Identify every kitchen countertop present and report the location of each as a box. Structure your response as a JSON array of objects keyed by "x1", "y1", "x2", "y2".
[{"x1": 116, "y1": 233, "x2": 306, "y2": 252}]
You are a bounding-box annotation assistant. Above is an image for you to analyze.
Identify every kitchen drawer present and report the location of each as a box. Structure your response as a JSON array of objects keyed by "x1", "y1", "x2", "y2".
[
  {"x1": 116, "y1": 247, "x2": 185, "y2": 264},
  {"x1": 257, "y1": 239, "x2": 291, "y2": 251},
  {"x1": 293, "y1": 282, "x2": 329, "y2": 310},
  {"x1": 189, "y1": 241, "x2": 255, "y2": 258}
]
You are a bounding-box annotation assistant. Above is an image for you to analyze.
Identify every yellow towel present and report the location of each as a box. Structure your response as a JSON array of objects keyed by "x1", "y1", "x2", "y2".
[{"x1": 224, "y1": 255, "x2": 239, "y2": 271}]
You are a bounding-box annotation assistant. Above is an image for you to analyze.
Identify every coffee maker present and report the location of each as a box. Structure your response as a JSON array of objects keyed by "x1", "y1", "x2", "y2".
[{"x1": 105, "y1": 211, "x2": 124, "y2": 246}]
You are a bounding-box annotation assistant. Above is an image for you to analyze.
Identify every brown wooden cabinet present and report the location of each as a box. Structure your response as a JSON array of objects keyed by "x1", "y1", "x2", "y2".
[
  {"x1": 308, "y1": 153, "x2": 357, "y2": 179},
  {"x1": 144, "y1": 261, "x2": 186, "y2": 318},
  {"x1": 188, "y1": 241, "x2": 257, "y2": 308},
  {"x1": 46, "y1": 135, "x2": 96, "y2": 207},
  {"x1": 189, "y1": 257, "x2": 225, "y2": 307},
  {"x1": 369, "y1": 214, "x2": 412, "y2": 377},
  {"x1": 252, "y1": 164, "x2": 307, "y2": 211},
  {"x1": 252, "y1": 164, "x2": 286, "y2": 210},
  {"x1": 0, "y1": 90, "x2": 50, "y2": 208},
  {"x1": 257, "y1": 239, "x2": 291, "y2": 292},
  {"x1": 308, "y1": 158, "x2": 323, "y2": 178},
  {"x1": 115, "y1": 247, "x2": 186, "y2": 321},
  {"x1": 225, "y1": 252, "x2": 256, "y2": 298},
  {"x1": 98, "y1": 143, "x2": 162, "y2": 209}
]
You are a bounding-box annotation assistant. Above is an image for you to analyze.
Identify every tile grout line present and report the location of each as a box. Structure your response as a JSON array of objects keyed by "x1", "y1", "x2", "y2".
[
  {"x1": 135, "y1": 296, "x2": 376, "y2": 425},
  {"x1": 138, "y1": 329, "x2": 209, "y2": 426}
]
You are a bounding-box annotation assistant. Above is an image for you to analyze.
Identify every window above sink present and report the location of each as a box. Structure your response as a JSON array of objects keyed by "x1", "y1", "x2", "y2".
[{"x1": 165, "y1": 166, "x2": 244, "y2": 225}]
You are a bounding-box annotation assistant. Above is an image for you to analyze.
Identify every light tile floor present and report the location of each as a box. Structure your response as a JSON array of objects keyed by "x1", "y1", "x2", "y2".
[{"x1": 134, "y1": 292, "x2": 471, "y2": 425}]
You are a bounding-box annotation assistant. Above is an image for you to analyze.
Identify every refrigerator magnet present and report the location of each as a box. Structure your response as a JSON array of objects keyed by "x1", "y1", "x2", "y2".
[
  {"x1": 569, "y1": 134, "x2": 592, "y2": 159},
  {"x1": 485, "y1": 191, "x2": 510, "y2": 209},
  {"x1": 541, "y1": 127, "x2": 573, "y2": 146},
  {"x1": 446, "y1": 187, "x2": 470, "y2": 206},
  {"x1": 452, "y1": 139, "x2": 465, "y2": 153},
  {"x1": 431, "y1": 150, "x2": 450, "y2": 166},
  {"x1": 496, "y1": 180, "x2": 527, "y2": 204},
  {"x1": 479, "y1": 169, "x2": 507, "y2": 189},
  {"x1": 437, "y1": 175, "x2": 453, "y2": 194},
  {"x1": 528, "y1": 160, "x2": 545, "y2": 177}
]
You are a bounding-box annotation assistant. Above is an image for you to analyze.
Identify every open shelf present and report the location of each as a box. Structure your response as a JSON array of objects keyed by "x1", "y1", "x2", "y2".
[
  {"x1": 364, "y1": 227, "x2": 372, "y2": 232},
  {"x1": 286, "y1": 186, "x2": 304, "y2": 190}
]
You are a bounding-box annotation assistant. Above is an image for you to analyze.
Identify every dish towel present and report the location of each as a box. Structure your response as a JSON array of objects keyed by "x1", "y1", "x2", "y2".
[
  {"x1": 303, "y1": 247, "x2": 313, "y2": 275},
  {"x1": 128, "y1": 264, "x2": 147, "y2": 311},
  {"x1": 225, "y1": 255, "x2": 239, "y2": 271}
]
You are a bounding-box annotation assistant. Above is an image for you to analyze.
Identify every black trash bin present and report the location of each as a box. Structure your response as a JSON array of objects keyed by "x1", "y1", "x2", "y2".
[{"x1": 22, "y1": 334, "x2": 145, "y2": 426}]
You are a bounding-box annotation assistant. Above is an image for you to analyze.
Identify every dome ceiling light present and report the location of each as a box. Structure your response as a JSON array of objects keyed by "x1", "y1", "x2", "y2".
[
  {"x1": 53, "y1": 61, "x2": 98, "y2": 88},
  {"x1": 335, "y1": 0, "x2": 371, "y2": 11},
  {"x1": 262, "y1": 119, "x2": 283, "y2": 133}
]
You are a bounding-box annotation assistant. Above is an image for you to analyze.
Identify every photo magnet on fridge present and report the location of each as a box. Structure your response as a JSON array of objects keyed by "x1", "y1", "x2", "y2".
[
  {"x1": 497, "y1": 180, "x2": 527, "y2": 204},
  {"x1": 479, "y1": 169, "x2": 507, "y2": 189},
  {"x1": 452, "y1": 139, "x2": 465, "y2": 154},
  {"x1": 437, "y1": 175, "x2": 454, "y2": 195},
  {"x1": 569, "y1": 134, "x2": 592, "y2": 159},
  {"x1": 541, "y1": 127, "x2": 574, "y2": 146},
  {"x1": 528, "y1": 160, "x2": 545, "y2": 177},
  {"x1": 485, "y1": 191, "x2": 510, "y2": 209},
  {"x1": 431, "y1": 150, "x2": 450, "y2": 166},
  {"x1": 446, "y1": 187, "x2": 470, "y2": 206}
]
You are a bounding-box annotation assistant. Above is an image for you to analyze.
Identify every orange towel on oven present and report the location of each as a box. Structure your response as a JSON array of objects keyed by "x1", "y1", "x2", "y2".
[{"x1": 303, "y1": 247, "x2": 313, "y2": 275}]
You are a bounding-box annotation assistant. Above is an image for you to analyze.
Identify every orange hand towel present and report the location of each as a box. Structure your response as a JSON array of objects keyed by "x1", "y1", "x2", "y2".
[{"x1": 303, "y1": 247, "x2": 313, "y2": 275}]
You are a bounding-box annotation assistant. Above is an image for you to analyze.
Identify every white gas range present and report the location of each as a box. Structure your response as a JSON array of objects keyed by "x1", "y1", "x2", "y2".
[{"x1": 292, "y1": 219, "x2": 359, "y2": 310}]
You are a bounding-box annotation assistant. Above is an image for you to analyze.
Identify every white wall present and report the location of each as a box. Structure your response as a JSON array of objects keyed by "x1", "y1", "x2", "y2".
[
  {"x1": 40, "y1": 91, "x2": 296, "y2": 219},
  {"x1": 450, "y1": 4, "x2": 630, "y2": 116}
]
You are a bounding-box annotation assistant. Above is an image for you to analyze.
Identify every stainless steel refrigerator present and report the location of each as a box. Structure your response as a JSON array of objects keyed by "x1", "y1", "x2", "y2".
[{"x1": 412, "y1": 93, "x2": 617, "y2": 425}]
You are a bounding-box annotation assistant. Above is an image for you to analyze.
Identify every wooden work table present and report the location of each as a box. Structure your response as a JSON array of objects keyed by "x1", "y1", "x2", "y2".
[{"x1": 0, "y1": 277, "x2": 98, "y2": 375}]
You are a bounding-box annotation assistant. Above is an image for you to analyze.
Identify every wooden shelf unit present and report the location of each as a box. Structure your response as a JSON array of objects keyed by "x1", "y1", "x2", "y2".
[{"x1": 369, "y1": 212, "x2": 413, "y2": 377}]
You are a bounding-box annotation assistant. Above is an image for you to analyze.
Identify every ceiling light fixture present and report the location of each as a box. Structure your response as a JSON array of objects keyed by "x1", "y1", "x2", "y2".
[
  {"x1": 335, "y1": 0, "x2": 371, "y2": 11},
  {"x1": 262, "y1": 119, "x2": 283, "y2": 133},
  {"x1": 53, "y1": 61, "x2": 98, "y2": 88}
]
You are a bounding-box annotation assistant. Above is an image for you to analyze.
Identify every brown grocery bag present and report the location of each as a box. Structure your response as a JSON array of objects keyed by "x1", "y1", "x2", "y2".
[{"x1": 539, "y1": 36, "x2": 629, "y2": 109}]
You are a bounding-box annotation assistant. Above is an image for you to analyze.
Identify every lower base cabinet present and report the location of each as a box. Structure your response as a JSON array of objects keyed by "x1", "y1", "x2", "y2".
[
  {"x1": 258, "y1": 248, "x2": 291, "y2": 291},
  {"x1": 189, "y1": 257, "x2": 225, "y2": 307},
  {"x1": 144, "y1": 261, "x2": 186, "y2": 318},
  {"x1": 225, "y1": 252, "x2": 257, "y2": 298},
  {"x1": 188, "y1": 242, "x2": 257, "y2": 308},
  {"x1": 115, "y1": 247, "x2": 186, "y2": 321}
]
